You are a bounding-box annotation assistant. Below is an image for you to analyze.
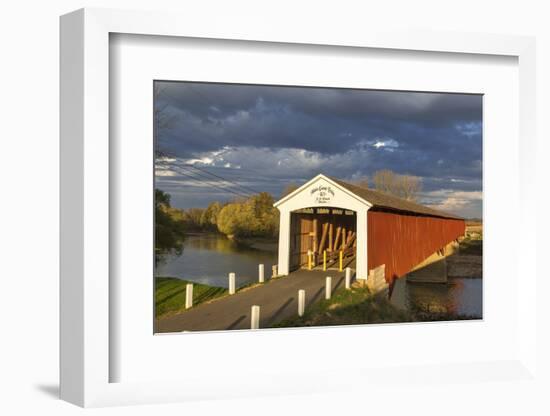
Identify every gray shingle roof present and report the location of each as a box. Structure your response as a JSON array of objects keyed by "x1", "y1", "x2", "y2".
[{"x1": 331, "y1": 177, "x2": 463, "y2": 220}]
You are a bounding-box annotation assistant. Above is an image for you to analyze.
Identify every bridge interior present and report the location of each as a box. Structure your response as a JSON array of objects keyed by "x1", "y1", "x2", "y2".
[{"x1": 289, "y1": 207, "x2": 357, "y2": 272}]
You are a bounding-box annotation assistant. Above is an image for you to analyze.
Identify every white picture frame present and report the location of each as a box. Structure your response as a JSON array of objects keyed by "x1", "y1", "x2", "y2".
[{"x1": 60, "y1": 8, "x2": 538, "y2": 408}]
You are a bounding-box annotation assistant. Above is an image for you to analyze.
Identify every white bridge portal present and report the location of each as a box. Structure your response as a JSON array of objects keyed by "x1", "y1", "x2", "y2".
[{"x1": 274, "y1": 174, "x2": 372, "y2": 280}]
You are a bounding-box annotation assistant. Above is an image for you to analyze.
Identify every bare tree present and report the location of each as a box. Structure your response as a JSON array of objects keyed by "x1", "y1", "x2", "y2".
[
  {"x1": 398, "y1": 174, "x2": 422, "y2": 201},
  {"x1": 154, "y1": 83, "x2": 177, "y2": 157},
  {"x1": 372, "y1": 169, "x2": 422, "y2": 201},
  {"x1": 353, "y1": 177, "x2": 370, "y2": 190},
  {"x1": 280, "y1": 183, "x2": 300, "y2": 198},
  {"x1": 373, "y1": 169, "x2": 397, "y2": 194}
]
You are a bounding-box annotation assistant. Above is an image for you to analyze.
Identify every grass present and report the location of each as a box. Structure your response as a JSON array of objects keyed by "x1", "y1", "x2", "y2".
[
  {"x1": 274, "y1": 283, "x2": 480, "y2": 328},
  {"x1": 155, "y1": 276, "x2": 278, "y2": 319},
  {"x1": 155, "y1": 277, "x2": 227, "y2": 318},
  {"x1": 273, "y1": 284, "x2": 410, "y2": 328}
]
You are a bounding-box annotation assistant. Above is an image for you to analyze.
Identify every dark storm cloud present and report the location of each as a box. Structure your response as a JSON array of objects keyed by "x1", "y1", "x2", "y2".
[
  {"x1": 156, "y1": 82, "x2": 481, "y2": 155},
  {"x1": 155, "y1": 81, "x2": 482, "y2": 217}
]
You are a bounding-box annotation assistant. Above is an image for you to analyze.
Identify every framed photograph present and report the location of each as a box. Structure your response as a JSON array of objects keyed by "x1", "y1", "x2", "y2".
[
  {"x1": 60, "y1": 8, "x2": 538, "y2": 407},
  {"x1": 152, "y1": 81, "x2": 481, "y2": 334}
]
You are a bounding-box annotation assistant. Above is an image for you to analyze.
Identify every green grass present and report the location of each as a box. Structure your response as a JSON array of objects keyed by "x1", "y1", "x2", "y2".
[
  {"x1": 155, "y1": 277, "x2": 227, "y2": 318},
  {"x1": 273, "y1": 283, "x2": 480, "y2": 328},
  {"x1": 273, "y1": 285, "x2": 410, "y2": 328},
  {"x1": 155, "y1": 276, "x2": 273, "y2": 319}
]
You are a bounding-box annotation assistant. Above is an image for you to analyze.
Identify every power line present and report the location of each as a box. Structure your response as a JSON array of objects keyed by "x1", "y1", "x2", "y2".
[
  {"x1": 159, "y1": 157, "x2": 261, "y2": 196},
  {"x1": 173, "y1": 164, "x2": 255, "y2": 197},
  {"x1": 188, "y1": 165, "x2": 262, "y2": 195},
  {"x1": 172, "y1": 168, "x2": 250, "y2": 199},
  {"x1": 164, "y1": 164, "x2": 251, "y2": 199}
]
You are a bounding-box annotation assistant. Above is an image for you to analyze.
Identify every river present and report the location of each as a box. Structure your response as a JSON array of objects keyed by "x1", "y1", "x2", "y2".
[
  {"x1": 155, "y1": 233, "x2": 278, "y2": 288},
  {"x1": 156, "y1": 233, "x2": 482, "y2": 319}
]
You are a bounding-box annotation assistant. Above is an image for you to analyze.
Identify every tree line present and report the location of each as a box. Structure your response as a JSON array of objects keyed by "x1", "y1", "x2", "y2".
[{"x1": 155, "y1": 189, "x2": 279, "y2": 261}]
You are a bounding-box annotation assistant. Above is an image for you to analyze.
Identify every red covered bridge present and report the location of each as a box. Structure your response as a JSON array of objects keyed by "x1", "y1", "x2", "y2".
[{"x1": 274, "y1": 174, "x2": 465, "y2": 291}]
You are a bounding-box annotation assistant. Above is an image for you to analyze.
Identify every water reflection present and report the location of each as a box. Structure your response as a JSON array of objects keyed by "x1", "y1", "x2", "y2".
[
  {"x1": 391, "y1": 276, "x2": 482, "y2": 318},
  {"x1": 155, "y1": 233, "x2": 278, "y2": 288}
]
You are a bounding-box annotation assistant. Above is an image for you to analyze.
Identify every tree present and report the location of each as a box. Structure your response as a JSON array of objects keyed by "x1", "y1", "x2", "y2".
[
  {"x1": 200, "y1": 201, "x2": 223, "y2": 230},
  {"x1": 373, "y1": 169, "x2": 396, "y2": 195},
  {"x1": 245, "y1": 192, "x2": 279, "y2": 237},
  {"x1": 354, "y1": 177, "x2": 369, "y2": 189},
  {"x1": 280, "y1": 183, "x2": 299, "y2": 198},
  {"x1": 184, "y1": 208, "x2": 205, "y2": 231},
  {"x1": 217, "y1": 203, "x2": 250, "y2": 238},
  {"x1": 398, "y1": 174, "x2": 422, "y2": 201},
  {"x1": 154, "y1": 83, "x2": 177, "y2": 157},
  {"x1": 372, "y1": 169, "x2": 422, "y2": 201},
  {"x1": 216, "y1": 192, "x2": 279, "y2": 239},
  {"x1": 155, "y1": 189, "x2": 186, "y2": 262}
]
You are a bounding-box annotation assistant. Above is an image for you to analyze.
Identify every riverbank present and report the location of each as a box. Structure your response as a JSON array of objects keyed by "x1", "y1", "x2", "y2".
[
  {"x1": 274, "y1": 284, "x2": 408, "y2": 328},
  {"x1": 274, "y1": 282, "x2": 480, "y2": 329},
  {"x1": 155, "y1": 233, "x2": 278, "y2": 289},
  {"x1": 185, "y1": 231, "x2": 278, "y2": 249},
  {"x1": 447, "y1": 230, "x2": 482, "y2": 278},
  {"x1": 155, "y1": 275, "x2": 279, "y2": 318},
  {"x1": 155, "y1": 277, "x2": 227, "y2": 318}
]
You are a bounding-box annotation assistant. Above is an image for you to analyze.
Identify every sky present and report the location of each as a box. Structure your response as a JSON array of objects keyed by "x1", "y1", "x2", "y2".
[{"x1": 154, "y1": 81, "x2": 483, "y2": 218}]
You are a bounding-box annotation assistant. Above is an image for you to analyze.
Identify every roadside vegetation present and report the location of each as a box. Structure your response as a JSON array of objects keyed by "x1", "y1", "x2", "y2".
[
  {"x1": 274, "y1": 283, "x2": 479, "y2": 329},
  {"x1": 155, "y1": 277, "x2": 227, "y2": 318},
  {"x1": 274, "y1": 285, "x2": 409, "y2": 328},
  {"x1": 155, "y1": 276, "x2": 282, "y2": 318}
]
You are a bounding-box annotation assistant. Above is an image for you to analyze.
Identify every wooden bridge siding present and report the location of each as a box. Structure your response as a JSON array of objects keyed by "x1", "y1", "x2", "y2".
[{"x1": 367, "y1": 210, "x2": 465, "y2": 284}]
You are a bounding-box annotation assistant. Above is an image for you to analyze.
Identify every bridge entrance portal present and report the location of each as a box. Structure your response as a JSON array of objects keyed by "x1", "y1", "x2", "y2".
[{"x1": 289, "y1": 207, "x2": 357, "y2": 272}]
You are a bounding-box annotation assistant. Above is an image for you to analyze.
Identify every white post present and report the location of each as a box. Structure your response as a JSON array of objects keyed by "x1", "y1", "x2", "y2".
[
  {"x1": 272, "y1": 265, "x2": 278, "y2": 278},
  {"x1": 345, "y1": 267, "x2": 352, "y2": 289},
  {"x1": 251, "y1": 305, "x2": 260, "y2": 329},
  {"x1": 229, "y1": 272, "x2": 236, "y2": 295},
  {"x1": 185, "y1": 283, "x2": 193, "y2": 309},
  {"x1": 325, "y1": 276, "x2": 332, "y2": 300},
  {"x1": 298, "y1": 289, "x2": 305, "y2": 317},
  {"x1": 259, "y1": 264, "x2": 265, "y2": 283}
]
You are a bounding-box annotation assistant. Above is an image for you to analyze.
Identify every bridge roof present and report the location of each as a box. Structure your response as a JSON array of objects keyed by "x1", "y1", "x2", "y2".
[{"x1": 329, "y1": 177, "x2": 463, "y2": 220}]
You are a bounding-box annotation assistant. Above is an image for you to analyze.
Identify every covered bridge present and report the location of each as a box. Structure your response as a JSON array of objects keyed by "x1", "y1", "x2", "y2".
[{"x1": 273, "y1": 174, "x2": 465, "y2": 289}]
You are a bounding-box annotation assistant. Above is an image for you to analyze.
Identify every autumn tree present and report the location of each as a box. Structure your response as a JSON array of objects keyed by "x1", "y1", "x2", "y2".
[
  {"x1": 217, "y1": 192, "x2": 279, "y2": 239},
  {"x1": 200, "y1": 201, "x2": 223, "y2": 230}
]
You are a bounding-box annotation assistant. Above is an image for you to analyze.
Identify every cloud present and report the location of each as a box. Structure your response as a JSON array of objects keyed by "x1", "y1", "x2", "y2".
[
  {"x1": 154, "y1": 81, "x2": 483, "y2": 217},
  {"x1": 422, "y1": 189, "x2": 483, "y2": 218}
]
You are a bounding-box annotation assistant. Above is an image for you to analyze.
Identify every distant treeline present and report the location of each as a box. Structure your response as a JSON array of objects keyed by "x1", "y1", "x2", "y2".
[{"x1": 155, "y1": 189, "x2": 279, "y2": 261}]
